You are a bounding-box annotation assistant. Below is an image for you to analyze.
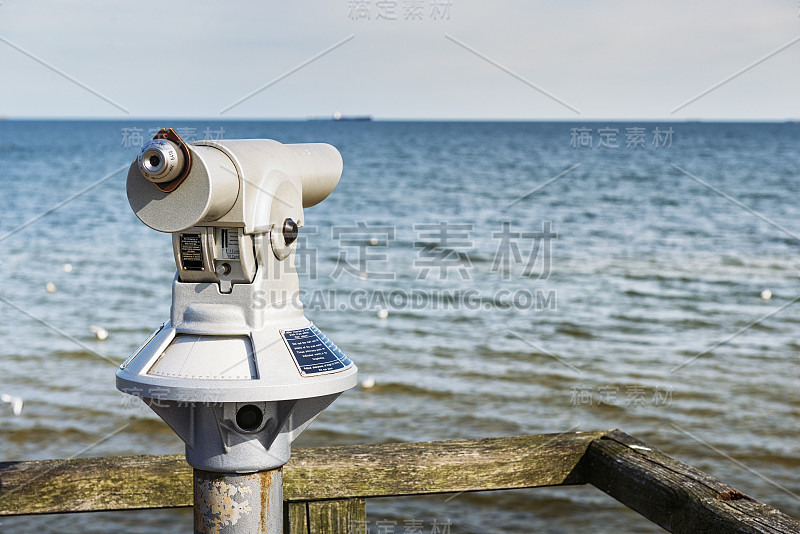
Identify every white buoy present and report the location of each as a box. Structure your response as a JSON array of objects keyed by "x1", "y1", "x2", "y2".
[
  {"x1": 45, "y1": 282, "x2": 57, "y2": 293},
  {"x1": 760, "y1": 289, "x2": 772, "y2": 301},
  {"x1": 1, "y1": 393, "x2": 23, "y2": 416},
  {"x1": 369, "y1": 237, "x2": 379, "y2": 246},
  {"x1": 377, "y1": 308, "x2": 389, "y2": 320},
  {"x1": 62, "y1": 263, "x2": 73, "y2": 273},
  {"x1": 360, "y1": 375, "x2": 375, "y2": 389},
  {"x1": 90, "y1": 325, "x2": 109, "y2": 340},
  {"x1": 358, "y1": 272, "x2": 368, "y2": 280}
]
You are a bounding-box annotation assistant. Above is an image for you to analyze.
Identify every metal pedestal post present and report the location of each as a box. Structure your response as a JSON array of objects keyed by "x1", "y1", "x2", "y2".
[{"x1": 194, "y1": 468, "x2": 283, "y2": 534}]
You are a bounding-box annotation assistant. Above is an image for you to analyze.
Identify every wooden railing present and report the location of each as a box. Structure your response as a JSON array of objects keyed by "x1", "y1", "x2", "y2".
[{"x1": 0, "y1": 430, "x2": 797, "y2": 533}]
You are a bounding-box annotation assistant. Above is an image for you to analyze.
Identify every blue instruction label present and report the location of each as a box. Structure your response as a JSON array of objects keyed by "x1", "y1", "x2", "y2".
[{"x1": 282, "y1": 324, "x2": 353, "y2": 376}]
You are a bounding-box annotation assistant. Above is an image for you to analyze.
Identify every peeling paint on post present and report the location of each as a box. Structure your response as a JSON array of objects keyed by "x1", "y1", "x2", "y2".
[{"x1": 194, "y1": 469, "x2": 282, "y2": 534}]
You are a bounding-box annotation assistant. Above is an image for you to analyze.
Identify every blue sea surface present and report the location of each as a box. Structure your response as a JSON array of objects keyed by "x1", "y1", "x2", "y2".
[{"x1": 0, "y1": 120, "x2": 798, "y2": 533}]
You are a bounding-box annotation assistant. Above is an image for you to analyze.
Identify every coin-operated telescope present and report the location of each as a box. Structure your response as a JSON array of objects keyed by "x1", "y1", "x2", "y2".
[{"x1": 117, "y1": 129, "x2": 357, "y2": 533}]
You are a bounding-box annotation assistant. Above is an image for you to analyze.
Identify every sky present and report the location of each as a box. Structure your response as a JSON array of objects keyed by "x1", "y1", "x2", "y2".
[{"x1": 0, "y1": 1, "x2": 798, "y2": 120}]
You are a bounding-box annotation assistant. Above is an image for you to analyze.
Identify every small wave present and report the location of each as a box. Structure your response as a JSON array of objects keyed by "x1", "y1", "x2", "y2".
[
  {"x1": 52, "y1": 349, "x2": 125, "y2": 365},
  {"x1": 362, "y1": 381, "x2": 455, "y2": 401},
  {"x1": 555, "y1": 323, "x2": 593, "y2": 339}
]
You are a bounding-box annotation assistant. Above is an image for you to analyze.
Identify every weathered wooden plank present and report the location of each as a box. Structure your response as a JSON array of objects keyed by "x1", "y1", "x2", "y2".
[
  {"x1": 282, "y1": 431, "x2": 606, "y2": 501},
  {"x1": 582, "y1": 430, "x2": 800, "y2": 534},
  {"x1": 307, "y1": 499, "x2": 366, "y2": 534},
  {"x1": 285, "y1": 502, "x2": 309, "y2": 534},
  {"x1": 0, "y1": 454, "x2": 192, "y2": 515},
  {"x1": 1, "y1": 429, "x2": 798, "y2": 533},
  {"x1": 0, "y1": 431, "x2": 606, "y2": 515}
]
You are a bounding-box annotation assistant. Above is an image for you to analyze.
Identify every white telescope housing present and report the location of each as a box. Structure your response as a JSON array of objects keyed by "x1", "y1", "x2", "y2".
[{"x1": 118, "y1": 132, "x2": 357, "y2": 473}]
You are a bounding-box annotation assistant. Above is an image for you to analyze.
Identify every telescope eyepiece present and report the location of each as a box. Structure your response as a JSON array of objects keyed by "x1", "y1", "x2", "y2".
[{"x1": 138, "y1": 139, "x2": 185, "y2": 184}]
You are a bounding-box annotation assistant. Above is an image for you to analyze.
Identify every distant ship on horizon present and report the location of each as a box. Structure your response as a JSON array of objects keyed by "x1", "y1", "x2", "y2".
[{"x1": 307, "y1": 111, "x2": 373, "y2": 122}]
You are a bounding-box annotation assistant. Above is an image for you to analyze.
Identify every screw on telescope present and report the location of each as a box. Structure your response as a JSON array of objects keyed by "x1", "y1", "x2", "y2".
[{"x1": 283, "y1": 218, "x2": 299, "y2": 246}]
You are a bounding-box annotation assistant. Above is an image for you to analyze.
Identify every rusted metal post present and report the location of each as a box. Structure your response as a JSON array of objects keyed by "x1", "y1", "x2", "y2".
[{"x1": 194, "y1": 468, "x2": 282, "y2": 534}]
